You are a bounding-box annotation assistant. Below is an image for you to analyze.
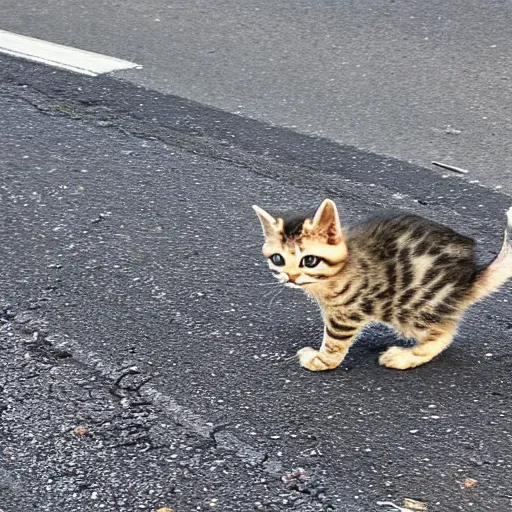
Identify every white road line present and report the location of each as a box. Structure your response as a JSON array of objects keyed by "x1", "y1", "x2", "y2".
[{"x1": 0, "y1": 29, "x2": 141, "y2": 76}]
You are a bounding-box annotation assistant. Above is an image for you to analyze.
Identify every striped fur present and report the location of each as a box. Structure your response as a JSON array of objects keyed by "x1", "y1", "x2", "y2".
[{"x1": 253, "y1": 200, "x2": 512, "y2": 371}]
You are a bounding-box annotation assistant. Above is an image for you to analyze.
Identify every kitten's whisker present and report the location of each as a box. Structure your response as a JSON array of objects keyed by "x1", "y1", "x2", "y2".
[
  {"x1": 282, "y1": 353, "x2": 299, "y2": 362},
  {"x1": 268, "y1": 288, "x2": 283, "y2": 308},
  {"x1": 262, "y1": 287, "x2": 282, "y2": 299}
]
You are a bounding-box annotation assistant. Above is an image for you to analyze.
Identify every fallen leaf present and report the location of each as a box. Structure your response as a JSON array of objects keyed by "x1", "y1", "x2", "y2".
[
  {"x1": 403, "y1": 498, "x2": 427, "y2": 511},
  {"x1": 72, "y1": 426, "x2": 88, "y2": 436},
  {"x1": 464, "y1": 478, "x2": 479, "y2": 489}
]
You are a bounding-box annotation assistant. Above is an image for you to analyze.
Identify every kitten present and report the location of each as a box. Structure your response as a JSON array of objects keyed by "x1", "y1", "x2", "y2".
[{"x1": 253, "y1": 200, "x2": 512, "y2": 371}]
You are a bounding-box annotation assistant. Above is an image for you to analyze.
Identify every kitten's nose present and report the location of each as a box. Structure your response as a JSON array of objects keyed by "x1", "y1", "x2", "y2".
[{"x1": 287, "y1": 273, "x2": 300, "y2": 283}]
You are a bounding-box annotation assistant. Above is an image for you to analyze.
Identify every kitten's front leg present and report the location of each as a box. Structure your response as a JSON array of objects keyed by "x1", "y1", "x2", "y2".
[{"x1": 298, "y1": 322, "x2": 359, "y2": 372}]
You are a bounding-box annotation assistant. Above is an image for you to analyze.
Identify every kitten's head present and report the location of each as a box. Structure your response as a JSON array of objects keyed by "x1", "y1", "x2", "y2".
[{"x1": 252, "y1": 199, "x2": 348, "y2": 289}]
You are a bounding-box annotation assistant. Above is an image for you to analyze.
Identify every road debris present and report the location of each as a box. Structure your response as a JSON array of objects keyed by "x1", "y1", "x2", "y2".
[
  {"x1": 377, "y1": 498, "x2": 427, "y2": 512},
  {"x1": 91, "y1": 213, "x2": 106, "y2": 224},
  {"x1": 444, "y1": 125, "x2": 462, "y2": 135},
  {"x1": 463, "y1": 478, "x2": 479, "y2": 489},
  {"x1": 281, "y1": 468, "x2": 307, "y2": 484},
  {"x1": 72, "y1": 425, "x2": 89, "y2": 437},
  {"x1": 431, "y1": 161, "x2": 469, "y2": 175},
  {"x1": 377, "y1": 501, "x2": 411, "y2": 511},
  {"x1": 403, "y1": 498, "x2": 428, "y2": 510}
]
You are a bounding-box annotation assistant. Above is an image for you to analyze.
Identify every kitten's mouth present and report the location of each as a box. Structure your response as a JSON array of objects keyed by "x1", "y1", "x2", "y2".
[{"x1": 285, "y1": 282, "x2": 302, "y2": 289}]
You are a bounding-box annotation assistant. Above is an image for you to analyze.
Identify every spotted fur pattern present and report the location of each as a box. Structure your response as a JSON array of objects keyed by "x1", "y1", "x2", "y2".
[{"x1": 253, "y1": 200, "x2": 512, "y2": 371}]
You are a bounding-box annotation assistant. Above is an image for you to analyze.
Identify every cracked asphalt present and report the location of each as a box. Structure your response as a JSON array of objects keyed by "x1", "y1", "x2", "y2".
[
  {"x1": 0, "y1": 315, "x2": 327, "y2": 511},
  {"x1": 1, "y1": 55, "x2": 512, "y2": 511}
]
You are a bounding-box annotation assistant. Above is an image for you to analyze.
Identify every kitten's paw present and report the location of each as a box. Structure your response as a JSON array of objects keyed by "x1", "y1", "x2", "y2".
[
  {"x1": 379, "y1": 346, "x2": 427, "y2": 370},
  {"x1": 297, "y1": 347, "x2": 333, "y2": 372}
]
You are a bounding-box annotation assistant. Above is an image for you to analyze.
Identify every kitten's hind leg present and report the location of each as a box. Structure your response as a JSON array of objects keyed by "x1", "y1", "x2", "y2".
[
  {"x1": 379, "y1": 324, "x2": 456, "y2": 370},
  {"x1": 298, "y1": 324, "x2": 358, "y2": 371}
]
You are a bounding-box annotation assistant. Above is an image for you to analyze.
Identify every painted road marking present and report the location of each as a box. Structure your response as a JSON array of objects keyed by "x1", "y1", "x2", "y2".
[{"x1": 0, "y1": 29, "x2": 141, "y2": 76}]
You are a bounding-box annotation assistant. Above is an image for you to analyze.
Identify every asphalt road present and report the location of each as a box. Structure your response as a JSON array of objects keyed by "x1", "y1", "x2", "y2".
[
  {"x1": 1, "y1": 55, "x2": 512, "y2": 511},
  {"x1": 1, "y1": 0, "x2": 512, "y2": 193}
]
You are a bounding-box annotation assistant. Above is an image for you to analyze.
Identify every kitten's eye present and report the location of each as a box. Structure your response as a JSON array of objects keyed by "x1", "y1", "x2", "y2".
[
  {"x1": 269, "y1": 254, "x2": 285, "y2": 266},
  {"x1": 301, "y1": 255, "x2": 321, "y2": 268}
]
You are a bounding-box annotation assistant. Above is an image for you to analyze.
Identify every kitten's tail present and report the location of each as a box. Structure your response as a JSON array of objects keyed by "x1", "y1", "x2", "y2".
[{"x1": 470, "y1": 206, "x2": 512, "y2": 302}]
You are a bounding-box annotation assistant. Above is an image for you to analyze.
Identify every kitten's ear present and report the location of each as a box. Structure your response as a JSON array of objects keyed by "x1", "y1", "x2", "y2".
[
  {"x1": 312, "y1": 199, "x2": 344, "y2": 244},
  {"x1": 252, "y1": 205, "x2": 280, "y2": 239}
]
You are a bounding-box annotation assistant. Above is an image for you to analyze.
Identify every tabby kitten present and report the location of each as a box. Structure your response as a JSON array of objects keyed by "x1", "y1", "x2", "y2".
[{"x1": 253, "y1": 200, "x2": 512, "y2": 371}]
